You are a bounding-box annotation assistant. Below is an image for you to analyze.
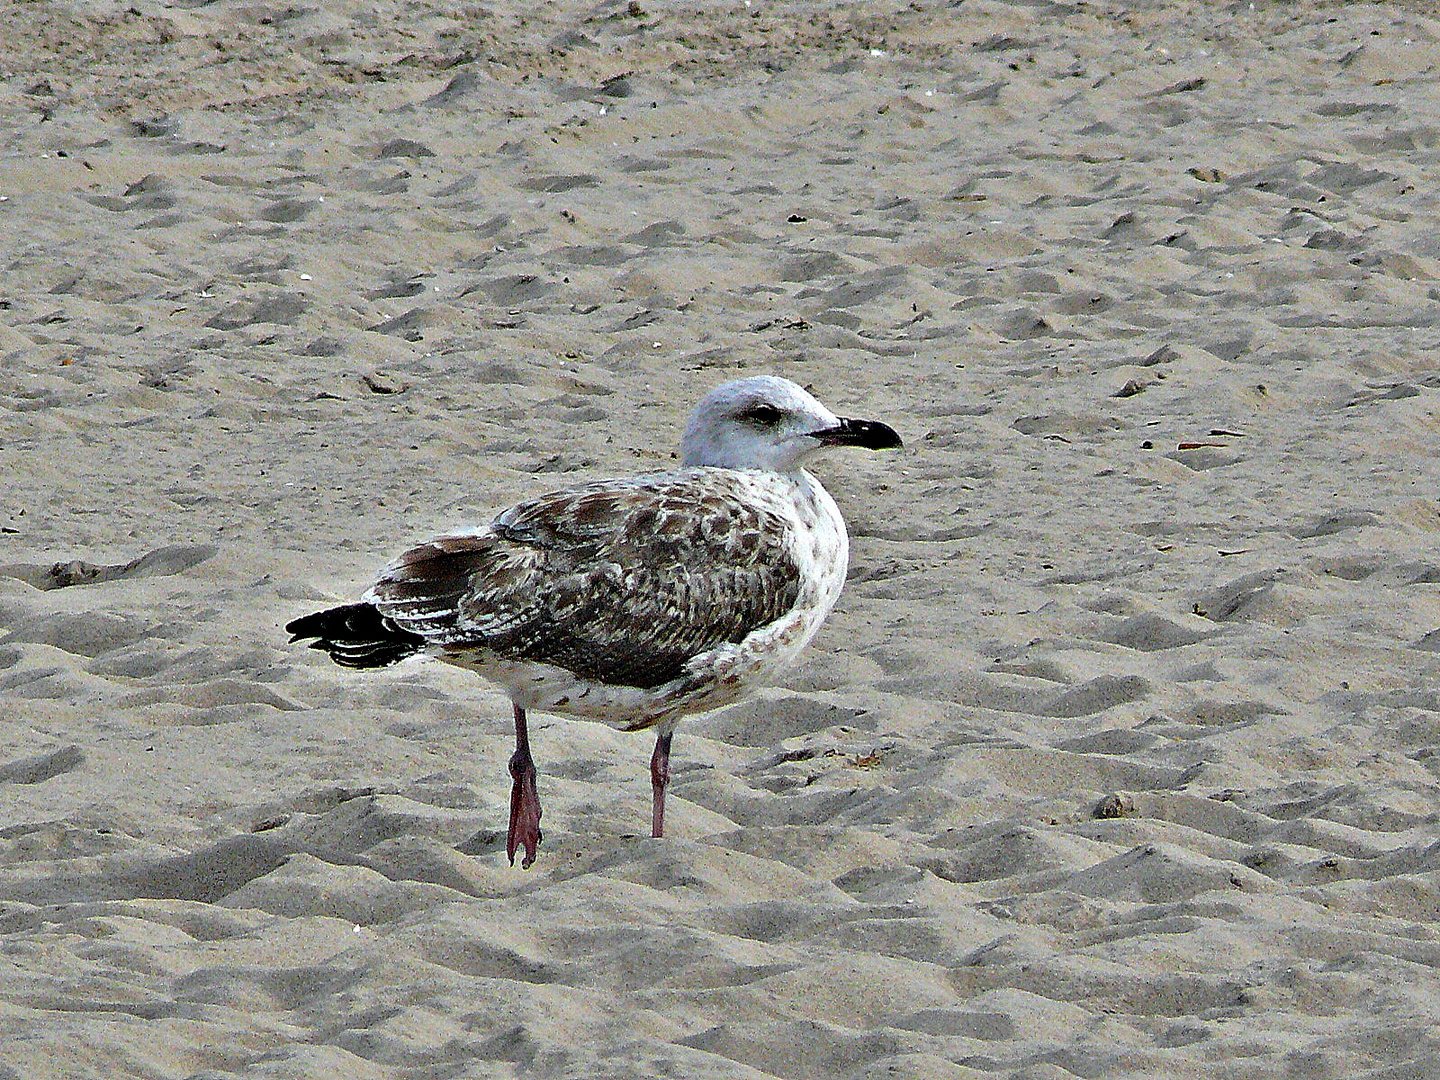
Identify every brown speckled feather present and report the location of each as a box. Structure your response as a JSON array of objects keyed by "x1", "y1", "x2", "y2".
[{"x1": 365, "y1": 470, "x2": 803, "y2": 689}]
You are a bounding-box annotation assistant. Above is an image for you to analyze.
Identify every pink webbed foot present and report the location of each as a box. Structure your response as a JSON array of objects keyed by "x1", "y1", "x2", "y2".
[{"x1": 507, "y1": 705, "x2": 543, "y2": 868}]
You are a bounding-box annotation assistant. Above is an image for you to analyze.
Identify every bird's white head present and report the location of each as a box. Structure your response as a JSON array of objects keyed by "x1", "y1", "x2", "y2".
[{"x1": 680, "y1": 375, "x2": 902, "y2": 473}]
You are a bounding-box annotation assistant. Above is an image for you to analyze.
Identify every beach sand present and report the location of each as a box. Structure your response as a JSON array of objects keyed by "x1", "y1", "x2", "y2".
[{"x1": 4, "y1": 0, "x2": 1440, "y2": 1076}]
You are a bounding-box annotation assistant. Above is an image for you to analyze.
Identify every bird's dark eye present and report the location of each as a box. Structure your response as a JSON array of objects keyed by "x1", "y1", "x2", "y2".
[{"x1": 737, "y1": 402, "x2": 784, "y2": 427}]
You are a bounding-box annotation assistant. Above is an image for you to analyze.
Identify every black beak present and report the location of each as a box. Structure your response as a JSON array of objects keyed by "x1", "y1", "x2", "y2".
[{"x1": 809, "y1": 417, "x2": 903, "y2": 450}]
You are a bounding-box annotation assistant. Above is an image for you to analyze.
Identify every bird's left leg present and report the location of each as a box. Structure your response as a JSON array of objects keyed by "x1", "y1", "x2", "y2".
[
  {"x1": 650, "y1": 728, "x2": 673, "y2": 838},
  {"x1": 507, "y1": 704, "x2": 543, "y2": 868}
]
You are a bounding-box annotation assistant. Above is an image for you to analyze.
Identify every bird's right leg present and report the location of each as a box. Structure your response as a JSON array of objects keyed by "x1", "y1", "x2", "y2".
[
  {"x1": 650, "y1": 728, "x2": 673, "y2": 839},
  {"x1": 507, "y1": 704, "x2": 543, "y2": 868}
]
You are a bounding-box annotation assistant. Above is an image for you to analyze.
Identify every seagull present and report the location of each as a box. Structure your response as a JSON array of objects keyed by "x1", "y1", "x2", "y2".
[{"x1": 286, "y1": 375, "x2": 901, "y2": 867}]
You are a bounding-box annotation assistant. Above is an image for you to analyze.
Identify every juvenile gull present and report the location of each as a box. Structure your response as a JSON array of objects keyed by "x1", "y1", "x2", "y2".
[{"x1": 286, "y1": 376, "x2": 901, "y2": 867}]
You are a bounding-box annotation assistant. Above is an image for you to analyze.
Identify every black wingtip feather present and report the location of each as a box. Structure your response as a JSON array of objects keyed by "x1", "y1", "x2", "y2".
[{"x1": 285, "y1": 602, "x2": 426, "y2": 669}]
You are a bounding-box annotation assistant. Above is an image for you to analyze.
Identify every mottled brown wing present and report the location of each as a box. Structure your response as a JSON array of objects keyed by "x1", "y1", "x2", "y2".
[{"x1": 365, "y1": 474, "x2": 802, "y2": 689}]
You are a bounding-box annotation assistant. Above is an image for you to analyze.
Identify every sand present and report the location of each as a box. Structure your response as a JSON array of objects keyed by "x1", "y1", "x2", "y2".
[{"x1": 4, "y1": 0, "x2": 1440, "y2": 1076}]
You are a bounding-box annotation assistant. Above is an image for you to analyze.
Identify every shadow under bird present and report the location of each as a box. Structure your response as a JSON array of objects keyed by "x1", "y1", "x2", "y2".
[{"x1": 286, "y1": 375, "x2": 902, "y2": 867}]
